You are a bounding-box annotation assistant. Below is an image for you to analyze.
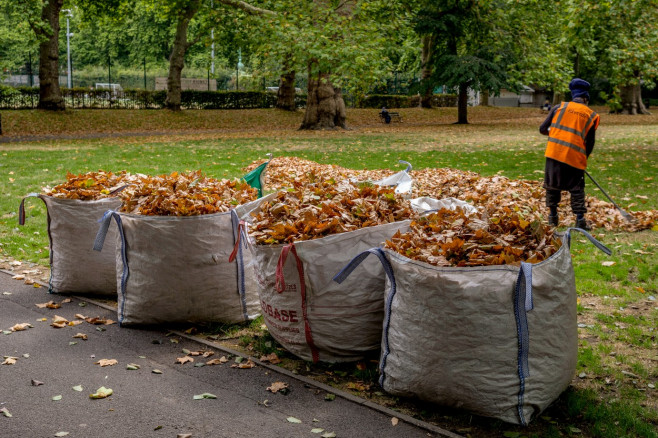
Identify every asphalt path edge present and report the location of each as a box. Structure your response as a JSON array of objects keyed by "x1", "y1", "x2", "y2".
[{"x1": 1, "y1": 268, "x2": 462, "y2": 438}]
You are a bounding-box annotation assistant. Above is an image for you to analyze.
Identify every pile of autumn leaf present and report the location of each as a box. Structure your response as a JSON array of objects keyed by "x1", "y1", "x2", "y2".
[
  {"x1": 244, "y1": 156, "x2": 657, "y2": 232},
  {"x1": 249, "y1": 180, "x2": 413, "y2": 245},
  {"x1": 43, "y1": 170, "x2": 258, "y2": 216},
  {"x1": 385, "y1": 206, "x2": 561, "y2": 267},
  {"x1": 117, "y1": 171, "x2": 258, "y2": 216},
  {"x1": 43, "y1": 170, "x2": 136, "y2": 200}
]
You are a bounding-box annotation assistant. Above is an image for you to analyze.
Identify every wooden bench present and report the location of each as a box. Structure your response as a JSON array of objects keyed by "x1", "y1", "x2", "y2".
[{"x1": 380, "y1": 112, "x2": 402, "y2": 123}]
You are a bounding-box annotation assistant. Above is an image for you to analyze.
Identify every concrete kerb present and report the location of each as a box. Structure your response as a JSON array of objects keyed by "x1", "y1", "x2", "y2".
[{"x1": 4, "y1": 268, "x2": 462, "y2": 438}]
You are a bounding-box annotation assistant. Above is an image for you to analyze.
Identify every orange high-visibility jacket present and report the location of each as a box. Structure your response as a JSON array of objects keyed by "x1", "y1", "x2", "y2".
[{"x1": 545, "y1": 102, "x2": 600, "y2": 170}]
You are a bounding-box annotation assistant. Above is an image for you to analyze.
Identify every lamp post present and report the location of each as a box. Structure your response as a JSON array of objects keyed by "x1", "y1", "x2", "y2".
[
  {"x1": 210, "y1": 0, "x2": 215, "y2": 75},
  {"x1": 236, "y1": 49, "x2": 244, "y2": 90},
  {"x1": 63, "y1": 9, "x2": 73, "y2": 88}
]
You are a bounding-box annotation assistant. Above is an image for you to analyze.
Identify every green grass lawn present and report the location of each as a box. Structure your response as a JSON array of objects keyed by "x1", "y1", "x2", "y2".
[{"x1": 0, "y1": 107, "x2": 656, "y2": 437}]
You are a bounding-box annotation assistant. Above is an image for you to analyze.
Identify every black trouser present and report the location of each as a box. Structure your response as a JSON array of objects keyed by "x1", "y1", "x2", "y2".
[{"x1": 545, "y1": 179, "x2": 587, "y2": 215}]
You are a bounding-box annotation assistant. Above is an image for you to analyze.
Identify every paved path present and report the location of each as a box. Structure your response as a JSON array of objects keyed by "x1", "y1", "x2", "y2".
[{"x1": 0, "y1": 270, "x2": 459, "y2": 438}]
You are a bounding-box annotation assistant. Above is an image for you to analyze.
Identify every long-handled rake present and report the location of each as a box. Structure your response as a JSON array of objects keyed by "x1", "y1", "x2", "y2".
[{"x1": 584, "y1": 170, "x2": 636, "y2": 222}]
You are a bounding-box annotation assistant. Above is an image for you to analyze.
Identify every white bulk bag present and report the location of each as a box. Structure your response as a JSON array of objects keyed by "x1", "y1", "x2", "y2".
[
  {"x1": 334, "y1": 228, "x2": 610, "y2": 425},
  {"x1": 232, "y1": 191, "x2": 411, "y2": 362},
  {"x1": 19, "y1": 194, "x2": 121, "y2": 295},
  {"x1": 93, "y1": 208, "x2": 260, "y2": 326}
]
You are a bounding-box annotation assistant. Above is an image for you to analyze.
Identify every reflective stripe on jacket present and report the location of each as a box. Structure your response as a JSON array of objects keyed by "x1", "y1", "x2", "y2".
[{"x1": 545, "y1": 102, "x2": 599, "y2": 170}]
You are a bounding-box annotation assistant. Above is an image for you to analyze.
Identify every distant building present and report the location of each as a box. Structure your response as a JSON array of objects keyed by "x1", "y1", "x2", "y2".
[{"x1": 489, "y1": 85, "x2": 552, "y2": 108}]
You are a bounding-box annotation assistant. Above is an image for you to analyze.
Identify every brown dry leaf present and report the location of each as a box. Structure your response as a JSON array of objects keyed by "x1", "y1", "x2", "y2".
[
  {"x1": 391, "y1": 417, "x2": 399, "y2": 426},
  {"x1": 74, "y1": 314, "x2": 87, "y2": 320},
  {"x1": 12, "y1": 275, "x2": 25, "y2": 280},
  {"x1": 85, "y1": 316, "x2": 116, "y2": 325},
  {"x1": 67, "y1": 320, "x2": 83, "y2": 326},
  {"x1": 44, "y1": 170, "x2": 135, "y2": 201},
  {"x1": 95, "y1": 359, "x2": 118, "y2": 367},
  {"x1": 346, "y1": 382, "x2": 370, "y2": 392},
  {"x1": 36, "y1": 301, "x2": 57, "y2": 309},
  {"x1": 23, "y1": 278, "x2": 34, "y2": 285},
  {"x1": 243, "y1": 156, "x2": 657, "y2": 233},
  {"x1": 2, "y1": 357, "x2": 18, "y2": 365},
  {"x1": 73, "y1": 333, "x2": 88, "y2": 341},
  {"x1": 384, "y1": 207, "x2": 561, "y2": 267},
  {"x1": 206, "y1": 356, "x2": 228, "y2": 366},
  {"x1": 266, "y1": 381, "x2": 289, "y2": 393},
  {"x1": 201, "y1": 351, "x2": 214, "y2": 358},
  {"x1": 231, "y1": 360, "x2": 256, "y2": 369},
  {"x1": 251, "y1": 179, "x2": 414, "y2": 245},
  {"x1": 51, "y1": 322, "x2": 67, "y2": 329},
  {"x1": 260, "y1": 353, "x2": 281, "y2": 364},
  {"x1": 10, "y1": 323, "x2": 32, "y2": 332},
  {"x1": 117, "y1": 171, "x2": 258, "y2": 216},
  {"x1": 61, "y1": 298, "x2": 72, "y2": 304},
  {"x1": 176, "y1": 356, "x2": 194, "y2": 365}
]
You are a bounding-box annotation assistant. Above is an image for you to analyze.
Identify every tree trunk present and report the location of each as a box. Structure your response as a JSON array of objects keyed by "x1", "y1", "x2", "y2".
[
  {"x1": 620, "y1": 81, "x2": 650, "y2": 115},
  {"x1": 456, "y1": 82, "x2": 469, "y2": 124},
  {"x1": 419, "y1": 35, "x2": 434, "y2": 108},
  {"x1": 36, "y1": 0, "x2": 65, "y2": 111},
  {"x1": 276, "y1": 70, "x2": 296, "y2": 111},
  {"x1": 165, "y1": 0, "x2": 200, "y2": 111},
  {"x1": 299, "y1": 70, "x2": 346, "y2": 130},
  {"x1": 480, "y1": 89, "x2": 489, "y2": 106}
]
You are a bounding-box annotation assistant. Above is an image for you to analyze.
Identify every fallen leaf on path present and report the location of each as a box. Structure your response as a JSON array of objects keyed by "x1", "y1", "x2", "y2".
[
  {"x1": 85, "y1": 316, "x2": 115, "y2": 325},
  {"x1": 287, "y1": 417, "x2": 302, "y2": 424},
  {"x1": 36, "y1": 301, "x2": 59, "y2": 309},
  {"x1": 89, "y1": 386, "x2": 113, "y2": 399},
  {"x1": 72, "y1": 385, "x2": 83, "y2": 392},
  {"x1": 61, "y1": 298, "x2": 72, "y2": 303},
  {"x1": 12, "y1": 275, "x2": 25, "y2": 280},
  {"x1": 152, "y1": 369, "x2": 163, "y2": 374},
  {"x1": 391, "y1": 417, "x2": 399, "y2": 426},
  {"x1": 10, "y1": 323, "x2": 33, "y2": 332},
  {"x1": 94, "y1": 359, "x2": 118, "y2": 367},
  {"x1": 260, "y1": 352, "x2": 281, "y2": 364},
  {"x1": 206, "y1": 356, "x2": 228, "y2": 365},
  {"x1": 52, "y1": 395, "x2": 62, "y2": 401},
  {"x1": 54, "y1": 432, "x2": 69, "y2": 437},
  {"x1": 311, "y1": 428, "x2": 324, "y2": 434},
  {"x1": 2, "y1": 357, "x2": 18, "y2": 365},
  {"x1": 31, "y1": 379, "x2": 44, "y2": 386},
  {"x1": 231, "y1": 359, "x2": 256, "y2": 369},
  {"x1": 126, "y1": 363, "x2": 140, "y2": 370},
  {"x1": 601, "y1": 261, "x2": 616, "y2": 267},
  {"x1": 52, "y1": 315, "x2": 68, "y2": 324},
  {"x1": 67, "y1": 320, "x2": 83, "y2": 326},
  {"x1": 72, "y1": 333, "x2": 88, "y2": 340},
  {"x1": 193, "y1": 393, "x2": 217, "y2": 400},
  {"x1": 74, "y1": 314, "x2": 87, "y2": 320},
  {"x1": 176, "y1": 356, "x2": 194, "y2": 365},
  {"x1": 266, "y1": 381, "x2": 289, "y2": 393},
  {"x1": 0, "y1": 407, "x2": 11, "y2": 417},
  {"x1": 321, "y1": 433, "x2": 336, "y2": 438},
  {"x1": 177, "y1": 435, "x2": 192, "y2": 438}
]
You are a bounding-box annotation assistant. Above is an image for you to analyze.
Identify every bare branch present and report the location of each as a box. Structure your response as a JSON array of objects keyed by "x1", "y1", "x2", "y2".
[{"x1": 214, "y1": 0, "x2": 276, "y2": 16}]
